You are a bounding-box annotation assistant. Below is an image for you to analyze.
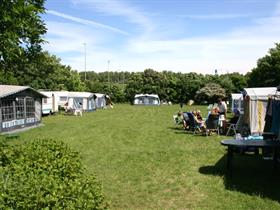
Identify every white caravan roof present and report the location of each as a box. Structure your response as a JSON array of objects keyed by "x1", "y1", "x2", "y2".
[
  {"x1": 68, "y1": 92, "x2": 93, "y2": 98},
  {"x1": 231, "y1": 93, "x2": 243, "y2": 100},
  {"x1": 135, "y1": 94, "x2": 159, "y2": 99}
]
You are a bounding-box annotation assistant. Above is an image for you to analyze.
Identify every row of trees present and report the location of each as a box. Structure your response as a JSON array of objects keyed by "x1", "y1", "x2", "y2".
[
  {"x1": 81, "y1": 70, "x2": 247, "y2": 104},
  {"x1": 1, "y1": 1, "x2": 280, "y2": 104}
]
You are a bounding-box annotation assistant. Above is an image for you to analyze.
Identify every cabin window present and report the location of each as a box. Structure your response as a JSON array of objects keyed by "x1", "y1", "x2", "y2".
[
  {"x1": 26, "y1": 98, "x2": 35, "y2": 118},
  {"x1": 16, "y1": 98, "x2": 25, "y2": 119},
  {"x1": 1, "y1": 99, "x2": 14, "y2": 121},
  {"x1": 43, "y1": 98, "x2": 48, "y2": 104}
]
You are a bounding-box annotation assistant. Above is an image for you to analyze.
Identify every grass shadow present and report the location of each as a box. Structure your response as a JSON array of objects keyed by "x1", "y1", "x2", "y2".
[
  {"x1": 168, "y1": 126, "x2": 206, "y2": 136},
  {"x1": 199, "y1": 154, "x2": 280, "y2": 202}
]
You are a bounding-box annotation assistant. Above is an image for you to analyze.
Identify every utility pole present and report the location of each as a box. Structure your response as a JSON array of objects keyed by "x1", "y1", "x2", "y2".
[
  {"x1": 83, "y1": 43, "x2": 87, "y2": 81},
  {"x1": 107, "y1": 60, "x2": 110, "y2": 89}
]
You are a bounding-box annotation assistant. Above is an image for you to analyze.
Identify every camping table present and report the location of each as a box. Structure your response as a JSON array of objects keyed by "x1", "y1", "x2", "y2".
[{"x1": 221, "y1": 139, "x2": 280, "y2": 175}]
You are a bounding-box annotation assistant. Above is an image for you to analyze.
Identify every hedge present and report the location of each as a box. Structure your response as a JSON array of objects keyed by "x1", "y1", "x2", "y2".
[{"x1": 0, "y1": 139, "x2": 108, "y2": 209}]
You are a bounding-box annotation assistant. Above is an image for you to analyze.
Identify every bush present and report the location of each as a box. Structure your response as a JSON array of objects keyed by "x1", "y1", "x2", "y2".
[{"x1": 0, "y1": 139, "x2": 108, "y2": 209}]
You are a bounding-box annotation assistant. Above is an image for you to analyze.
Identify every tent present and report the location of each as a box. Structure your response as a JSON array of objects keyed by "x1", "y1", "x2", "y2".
[
  {"x1": 231, "y1": 93, "x2": 243, "y2": 112},
  {"x1": 243, "y1": 87, "x2": 278, "y2": 134},
  {"x1": 67, "y1": 92, "x2": 96, "y2": 111},
  {"x1": 134, "y1": 94, "x2": 160, "y2": 105},
  {"x1": 0, "y1": 85, "x2": 46, "y2": 133}
]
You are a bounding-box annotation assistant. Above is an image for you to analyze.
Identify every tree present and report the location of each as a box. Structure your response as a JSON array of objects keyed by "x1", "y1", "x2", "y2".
[
  {"x1": 195, "y1": 83, "x2": 226, "y2": 104},
  {"x1": 247, "y1": 43, "x2": 280, "y2": 87},
  {"x1": 124, "y1": 73, "x2": 143, "y2": 104},
  {"x1": 226, "y1": 73, "x2": 247, "y2": 93},
  {"x1": 0, "y1": 0, "x2": 47, "y2": 84}
]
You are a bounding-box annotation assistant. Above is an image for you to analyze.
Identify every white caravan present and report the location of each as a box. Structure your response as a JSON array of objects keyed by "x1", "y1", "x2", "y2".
[
  {"x1": 40, "y1": 91, "x2": 59, "y2": 115},
  {"x1": 134, "y1": 94, "x2": 160, "y2": 105}
]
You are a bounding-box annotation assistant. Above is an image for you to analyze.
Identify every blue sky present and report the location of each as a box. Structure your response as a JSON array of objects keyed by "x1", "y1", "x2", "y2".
[{"x1": 43, "y1": 0, "x2": 280, "y2": 74}]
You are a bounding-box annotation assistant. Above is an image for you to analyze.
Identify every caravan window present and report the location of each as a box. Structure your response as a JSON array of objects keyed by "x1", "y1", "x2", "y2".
[{"x1": 60, "y1": 96, "x2": 67, "y2": 101}]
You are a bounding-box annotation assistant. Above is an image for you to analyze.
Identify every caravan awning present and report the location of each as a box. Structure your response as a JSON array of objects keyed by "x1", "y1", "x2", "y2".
[{"x1": 243, "y1": 87, "x2": 278, "y2": 100}]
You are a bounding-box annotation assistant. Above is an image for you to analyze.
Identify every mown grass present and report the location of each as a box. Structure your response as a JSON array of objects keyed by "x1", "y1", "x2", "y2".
[{"x1": 5, "y1": 104, "x2": 280, "y2": 209}]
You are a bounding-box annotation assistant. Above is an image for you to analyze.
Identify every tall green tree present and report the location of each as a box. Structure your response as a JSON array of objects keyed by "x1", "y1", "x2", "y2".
[
  {"x1": 0, "y1": 0, "x2": 47, "y2": 84},
  {"x1": 247, "y1": 43, "x2": 280, "y2": 87}
]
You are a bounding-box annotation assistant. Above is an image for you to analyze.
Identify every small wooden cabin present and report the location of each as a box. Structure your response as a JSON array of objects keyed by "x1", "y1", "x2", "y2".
[{"x1": 0, "y1": 85, "x2": 46, "y2": 133}]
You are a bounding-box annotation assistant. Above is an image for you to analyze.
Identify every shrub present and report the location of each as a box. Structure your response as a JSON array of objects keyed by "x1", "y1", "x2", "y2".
[{"x1": 0, "y1": 139, "x2": 108, "y2": 209}]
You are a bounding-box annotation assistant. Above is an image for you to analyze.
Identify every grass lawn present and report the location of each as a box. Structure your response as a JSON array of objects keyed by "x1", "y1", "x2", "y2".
[{"x1": 5, "y1": 104, "x2": 280, "y2": 209}]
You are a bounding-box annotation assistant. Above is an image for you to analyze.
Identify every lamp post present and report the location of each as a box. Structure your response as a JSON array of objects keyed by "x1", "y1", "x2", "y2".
[{"x1": 83, "y1": 43, "x2": 87, "y2": 81}]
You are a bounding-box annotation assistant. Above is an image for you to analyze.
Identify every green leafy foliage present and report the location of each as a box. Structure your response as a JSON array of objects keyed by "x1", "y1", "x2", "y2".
[
  {"x1": 0, "y1": 139, "x2": 108, "y2": 209},
  {"x1": 195, "y1": 83, "x2": 226, "y2": 104},
  {"x1": 0, "y1": 0, "x2": 47, "y2": 82},
  {"x1": 247, "y1": 43, "x2": 280, "y2": 87}
]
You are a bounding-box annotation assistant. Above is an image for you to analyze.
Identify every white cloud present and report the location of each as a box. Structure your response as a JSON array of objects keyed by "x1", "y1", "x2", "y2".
[
  {"x1": 43, "y1": 1, "x2": 280, "y2": 74},
  {"x1": 70, "y1": 0, "x2": 153, "y2": 32},
  {"x1": 122, "y1": 11, "x2": 280, "y2": 74},
  {"x1": 44, "y1": 21, "x2": 96, "y2": 53},
  {"x1": 47, "y1": 10, "x2": 129, "y2": 35},
  {"x1": 177, "y1": 13, "x2": 253, "y2": 20}
]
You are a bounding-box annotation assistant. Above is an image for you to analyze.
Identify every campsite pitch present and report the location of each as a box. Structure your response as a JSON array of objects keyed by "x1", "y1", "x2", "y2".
[{"x1": 12, "y1": 104, "x2": 280, "y2": 209}]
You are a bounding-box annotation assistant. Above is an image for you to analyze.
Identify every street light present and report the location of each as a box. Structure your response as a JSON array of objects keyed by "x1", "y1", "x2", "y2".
[{"x1": 83, "y1": 43, "x2": 87, "y2": 81}]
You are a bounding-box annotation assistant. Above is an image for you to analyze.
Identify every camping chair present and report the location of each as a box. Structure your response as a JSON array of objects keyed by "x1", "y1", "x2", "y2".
[
  {"x1": 226, "y1": 114, "x2": 244, "y2": 136},
  {"x1": 173, "y1": 114, "x2": 182, "y2": 127},
  {"x1": 186, "y1": 112, "x2": 201, "y2": 134},
  {"x1": 205, "y1": 114, "x2": 220, "y2": 136}
]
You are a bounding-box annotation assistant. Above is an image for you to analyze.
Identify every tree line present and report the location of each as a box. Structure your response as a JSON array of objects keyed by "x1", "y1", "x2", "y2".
[{"x1": 1, "y1": 0, "x2": 280, "y2": 104}]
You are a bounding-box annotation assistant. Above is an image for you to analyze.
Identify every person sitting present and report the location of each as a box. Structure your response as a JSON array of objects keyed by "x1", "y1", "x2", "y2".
[
  {"x1": 192, "y1": 110, "x2": 206, "y2": 131},
  {"x1": 205, "y1": 108, "x2": 220, "y2": 134},
  {"x1": 178, "y1": 111, "x2": 190, "y2": 130},
  {"x1": 196, "y1": 110, "x2": 203, "y2": 121}
]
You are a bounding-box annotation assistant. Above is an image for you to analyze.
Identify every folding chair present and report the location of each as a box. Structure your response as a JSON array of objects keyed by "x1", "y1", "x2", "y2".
[
  {"x1": 186, "y1": 112, "x2": 201, "y2": 134},
  {"x1": 205, "y1": 114, "x2": 220, "y2": 136},
  {"x1": 226, "y1": 114, "x2": 243, "y2": 136},
  {"x1": 173, "y1": 114, "x2": 182, "y2": 127}
]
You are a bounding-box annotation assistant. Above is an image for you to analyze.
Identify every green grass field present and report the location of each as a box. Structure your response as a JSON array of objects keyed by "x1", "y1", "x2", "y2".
[{"x1": 6, "y1": 104, "x2": 280, "y2": 209}]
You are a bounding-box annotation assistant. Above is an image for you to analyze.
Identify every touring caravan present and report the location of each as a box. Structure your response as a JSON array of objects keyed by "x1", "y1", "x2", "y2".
[
  {"x1": 39, "y1": 91, "x2": 59, "y2": 115},
  {"x1": 134, "y1": 94, "x2": 160, "y2": 105}
]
